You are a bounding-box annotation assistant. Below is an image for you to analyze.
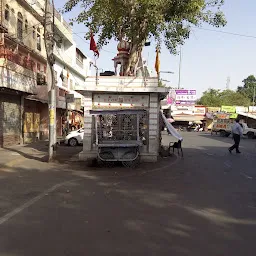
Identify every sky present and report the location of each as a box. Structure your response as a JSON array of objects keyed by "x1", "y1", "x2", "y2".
[{"x1": 55, "y1": 0, "x2": 256, "y2": 98}]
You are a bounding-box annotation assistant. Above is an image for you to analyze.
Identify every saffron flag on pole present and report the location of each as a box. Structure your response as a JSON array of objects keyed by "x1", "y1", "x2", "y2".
[
  {"x1": 155, "y1": 48, "x2": 160, "y2": 74},
  {"x1": 90, "y1": 33, "x2": 99, "y2": 58}
]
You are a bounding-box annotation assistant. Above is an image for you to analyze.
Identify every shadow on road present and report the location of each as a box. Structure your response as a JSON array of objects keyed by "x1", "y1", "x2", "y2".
[{"x1": 3, "y1": 143, "x2": 82, "y2": 163}]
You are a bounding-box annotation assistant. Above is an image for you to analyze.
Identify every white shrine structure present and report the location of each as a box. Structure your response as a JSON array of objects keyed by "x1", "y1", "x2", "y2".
[{"x1": 75, "y1": 41, "x2": 169, "y2": 162}]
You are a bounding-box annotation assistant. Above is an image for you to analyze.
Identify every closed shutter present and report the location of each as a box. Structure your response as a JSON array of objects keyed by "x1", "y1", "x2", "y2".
[{"x1": 0, "y1": 94, "x2": 21, "y2": 147}]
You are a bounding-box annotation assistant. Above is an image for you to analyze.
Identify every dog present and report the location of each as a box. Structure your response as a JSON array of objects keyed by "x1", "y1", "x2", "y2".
[{"x1": 170, "y1": 140, "x2": 183, "y2": 157}]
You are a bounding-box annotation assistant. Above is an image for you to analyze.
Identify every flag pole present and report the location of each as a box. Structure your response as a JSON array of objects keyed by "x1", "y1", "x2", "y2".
[{"x1": 94, "y1": 55, "x2": 98, "y2": 86}]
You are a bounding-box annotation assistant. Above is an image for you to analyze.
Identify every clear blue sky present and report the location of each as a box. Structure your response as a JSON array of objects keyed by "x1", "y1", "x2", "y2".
[{"x1": 56, "y1": 0, "x2": 256, "y2": 97}]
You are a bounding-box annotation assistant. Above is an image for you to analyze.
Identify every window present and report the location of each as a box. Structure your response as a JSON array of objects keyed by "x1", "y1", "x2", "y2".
[
  {"x1": 76, "y1": 49, "x2": 84, "y2": 68},
  {"x1": 5, "y1": 5, "x2": 9, "y2": 21},
  {"x1": 44, "y1": 66, "x2": 47, "y2": 74},
  {"x1": 25, "y1": 20, "x2": 28, "y2": 33},
  {"x1": 32, "y1": 26, "x2": 35, "y2": 39},
  {"x1": 37, "y1": 63, "x2": 41, "y2": 72},
  {"x1": 17, "y1": 12, "x2": 23, "y2": 40},
  {"x1": 70, "y1": 79, "x2": 73, "y2": 90},
  {"x1": 37, "y1": 28, "x2": 41, "y2": 51}
]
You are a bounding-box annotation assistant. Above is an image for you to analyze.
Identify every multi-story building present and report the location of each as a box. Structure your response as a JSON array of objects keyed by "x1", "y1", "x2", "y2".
[
  {"x1": 52, "y1": 10, "x2": 91, "y2": 136},
  {"x1": 0, "y1": 0, "x2": 91, "y2": 146},
  {"x1": 0, "y1": 0, "x2": 47, "y2": 147}
]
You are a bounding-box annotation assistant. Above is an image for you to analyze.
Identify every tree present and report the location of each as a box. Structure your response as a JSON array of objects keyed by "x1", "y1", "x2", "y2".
[
  {"x1": 237, "y1": 75, "x2": 256, "y2": 103},
  {"x1": 197, "y1": 89, "x2": 222, "y2": 106},
  {"x1": 197, "y1": 89, "x2": 251, "y2": 107},
  {"x1": 63, "y1": 0, "x2": 226, "y2": 75}
]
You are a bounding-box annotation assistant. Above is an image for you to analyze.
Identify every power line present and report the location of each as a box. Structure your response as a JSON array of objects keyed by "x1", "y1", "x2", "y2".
[
  {"x1": 73, "y1": 34, "x2": 116, "y2": 54},
  {"x1": 193, "y1": 26, "x2": 256, "y2": 39}
]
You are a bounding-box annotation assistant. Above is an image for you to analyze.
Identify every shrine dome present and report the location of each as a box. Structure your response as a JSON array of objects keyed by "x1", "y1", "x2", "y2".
[{"x1": 117, "y1": 40, "x2": 130, "y2": 53}]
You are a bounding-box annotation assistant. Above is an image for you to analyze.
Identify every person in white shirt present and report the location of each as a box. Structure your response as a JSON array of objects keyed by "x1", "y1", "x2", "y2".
[{"x1": 229, "y1": 119, "x2": 243, "y2": 154}]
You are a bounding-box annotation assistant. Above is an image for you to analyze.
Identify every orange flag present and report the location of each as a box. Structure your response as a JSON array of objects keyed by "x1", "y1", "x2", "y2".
[{"x1": 155, "y1": 48, "x2": 160, "y2": 74}]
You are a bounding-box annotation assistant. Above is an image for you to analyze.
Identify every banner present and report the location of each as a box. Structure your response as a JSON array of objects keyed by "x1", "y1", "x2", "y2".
[
  {"x1": 249, "y1": 106, "x2": 256, "y2": 113},
  {"x1": 167, "y1": 89, "x2": 197, "y2": 105},
  {"x1": 221, "y1": 106, "x2": 236, "y2": 113},
  {"x1": 194, "y1": 107, "x2": 206, "y2": 116},
  {"x1": 207, "y1": 107, "x2": 220, "y2": 113},
  {"x1": 235, "y1": 106, "x2": 248, "y2": 113}
]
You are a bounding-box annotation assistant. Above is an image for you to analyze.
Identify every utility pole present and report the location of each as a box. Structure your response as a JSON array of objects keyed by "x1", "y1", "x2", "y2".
[
  {"x1": 178, "y1": 45, "x2": 182, "y2": 89},
  {"x1": 44, "y1": 0, "x2": 56, "y2": 161},
  {"x1": 226, "y1": 76, "x2": 230, "y2": 90},
  {"x1": 253, "y1": 83, "x2": 256, "y2": 106}
]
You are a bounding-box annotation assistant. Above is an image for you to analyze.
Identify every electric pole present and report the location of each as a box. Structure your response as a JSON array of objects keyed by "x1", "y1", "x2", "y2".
[
  {"x1": 226, "y1": 76, "x2": 230, "y2": 90},
  {"x1": 44, "y1": 0, "x2": 56, "y2": 161},
  {"x1": 178, "y1": 45, "x2": 182, "y2": 89}
]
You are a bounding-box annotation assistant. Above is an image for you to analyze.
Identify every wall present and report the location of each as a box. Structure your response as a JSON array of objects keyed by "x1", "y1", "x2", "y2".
[{"x1": 0, "y1": 93, "x2": 21, "y2": 147}]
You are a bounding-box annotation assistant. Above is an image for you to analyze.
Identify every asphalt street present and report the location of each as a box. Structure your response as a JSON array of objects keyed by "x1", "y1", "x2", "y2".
[{"x1": 0, "y1": 132, "x2": 256, "y2": 256}]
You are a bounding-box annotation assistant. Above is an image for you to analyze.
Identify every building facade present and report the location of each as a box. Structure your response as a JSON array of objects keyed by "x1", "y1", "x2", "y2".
[
  {"x1": 0, "y1": 0, "x2": 47, "y2": 147},
  {"x1": 0, "y1": 0, "x2": 91, "y2": 146}
]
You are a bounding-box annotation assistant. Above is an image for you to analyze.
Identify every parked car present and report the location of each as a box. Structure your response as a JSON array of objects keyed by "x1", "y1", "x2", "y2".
[{"x1": 64, "y1": 128, "x2": 84, "y2": 146}]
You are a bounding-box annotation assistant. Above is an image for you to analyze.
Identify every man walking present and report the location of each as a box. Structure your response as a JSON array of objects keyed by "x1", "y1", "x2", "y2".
[{"x1": 229, "y1": 119, "x2": 243, "y2": 154}]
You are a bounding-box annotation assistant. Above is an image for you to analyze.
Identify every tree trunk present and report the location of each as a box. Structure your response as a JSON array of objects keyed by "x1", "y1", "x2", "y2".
[{"x1": 124, "y1": 41, "x2": 144, "y2": 76}]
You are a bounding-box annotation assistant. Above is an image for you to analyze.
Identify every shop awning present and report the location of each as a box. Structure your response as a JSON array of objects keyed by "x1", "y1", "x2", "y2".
[
  {"x1": 173, "y1": 115, "x2": 205, "y2": 122},
  {"x1": 237, "y1": 112, "x2": 256, "y2": 120}
]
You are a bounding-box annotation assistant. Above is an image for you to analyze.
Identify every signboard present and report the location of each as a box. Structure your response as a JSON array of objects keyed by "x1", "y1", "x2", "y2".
[
  {"x1": 193, "y1": 107, "x2": 206, "y2": 116},
  {"x1": 92, "y1": 94, "x2": 149, "y2": 109},
  {"x1": 249, "y1": 106, "x2": 256, "y2": 113},
  {"x1": 207, "y1": 107, "x2": 220, "y2": 113},
  {"x1": 0, "y1": 67, "x2": 36, "y2": 94},
  {"x1": 167, "y1": 89, "x2": 197, "y2": 105},
  {"x1": 66, "y1": 94, "x2": 75, "y2": 103},
  {"x1": 236, "y1": 106, "x2": 248, "y2": 113},
  {"x1": 215, "y1": 113, "x2": 230, "y2": 119},
  {"x1": 221, "y1": 106, "x2": 236, "y2": 113},
  {"x1": 214, "y1": 119, "x2": 234, "y2": 130},
  {"x1": 229, "y1": 113, "x2": 238, "y2": 119}
]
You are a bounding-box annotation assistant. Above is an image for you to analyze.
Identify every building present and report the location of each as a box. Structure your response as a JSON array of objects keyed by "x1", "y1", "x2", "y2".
[
  {"x1": 0, "y1": 0, "x2": 47, "y2": 147},
  {"x1": 53, "y1": 22, "x2": 91, "y2": 136},
  {"x1": 0, "y1": 0, "x2": 91, "y2": 146}
]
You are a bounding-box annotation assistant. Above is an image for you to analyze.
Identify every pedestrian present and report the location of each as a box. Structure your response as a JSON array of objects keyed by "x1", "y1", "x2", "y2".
[{"x1": 229, "y1": 119, "x2": 243, "y2": 154}]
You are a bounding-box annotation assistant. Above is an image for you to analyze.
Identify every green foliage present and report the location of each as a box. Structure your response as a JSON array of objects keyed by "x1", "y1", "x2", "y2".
[
  {"x1": 63, "y1": 0, "x2": 226, "y2": 55},
  {"x1": 197, "y1": 89, "x2": 251, "y2": 107},
  {"x1": 237, "y1": 75, "x2": 256, "y2": 102}
]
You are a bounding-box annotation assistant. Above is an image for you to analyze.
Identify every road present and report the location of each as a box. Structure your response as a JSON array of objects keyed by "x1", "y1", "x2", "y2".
[{"x1": 0, "y1": 132, "x2": 256, "y2": 256}]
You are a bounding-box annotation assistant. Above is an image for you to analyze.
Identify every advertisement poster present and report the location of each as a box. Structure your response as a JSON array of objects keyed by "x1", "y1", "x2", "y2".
[
  {"x1": 249, "y1": 106, "x2": 256, "y2": 113},
  {"x1": 193, "y1": 107, "x2": 206, "y2": 116},
  {"x1": 167, "y1": 89, "x2": 197, "y2": 105},
  {"x1": 221, "y1": 106, "x2": 236, "y2": 113}
]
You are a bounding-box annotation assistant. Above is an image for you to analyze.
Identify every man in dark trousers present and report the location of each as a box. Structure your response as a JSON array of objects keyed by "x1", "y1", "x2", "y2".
[{"x1": 229, "y1": 119, "x2": 243, "y2": 154}]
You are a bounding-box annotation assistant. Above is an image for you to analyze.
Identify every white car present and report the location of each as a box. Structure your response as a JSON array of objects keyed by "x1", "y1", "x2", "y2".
[{"x1": 64, "y1": 128, "x2": 84, "y2": 146}]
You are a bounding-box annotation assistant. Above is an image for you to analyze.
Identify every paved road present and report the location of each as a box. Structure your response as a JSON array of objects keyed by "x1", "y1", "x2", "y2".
[{"x1": 0, "y1": 132, "x2": 256, "y2": 256}]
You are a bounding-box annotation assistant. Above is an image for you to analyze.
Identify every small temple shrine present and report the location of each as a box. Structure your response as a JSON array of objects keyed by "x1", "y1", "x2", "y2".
[{"x1": 75, "y1": 41, "x2": 169, "y2": 163}]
